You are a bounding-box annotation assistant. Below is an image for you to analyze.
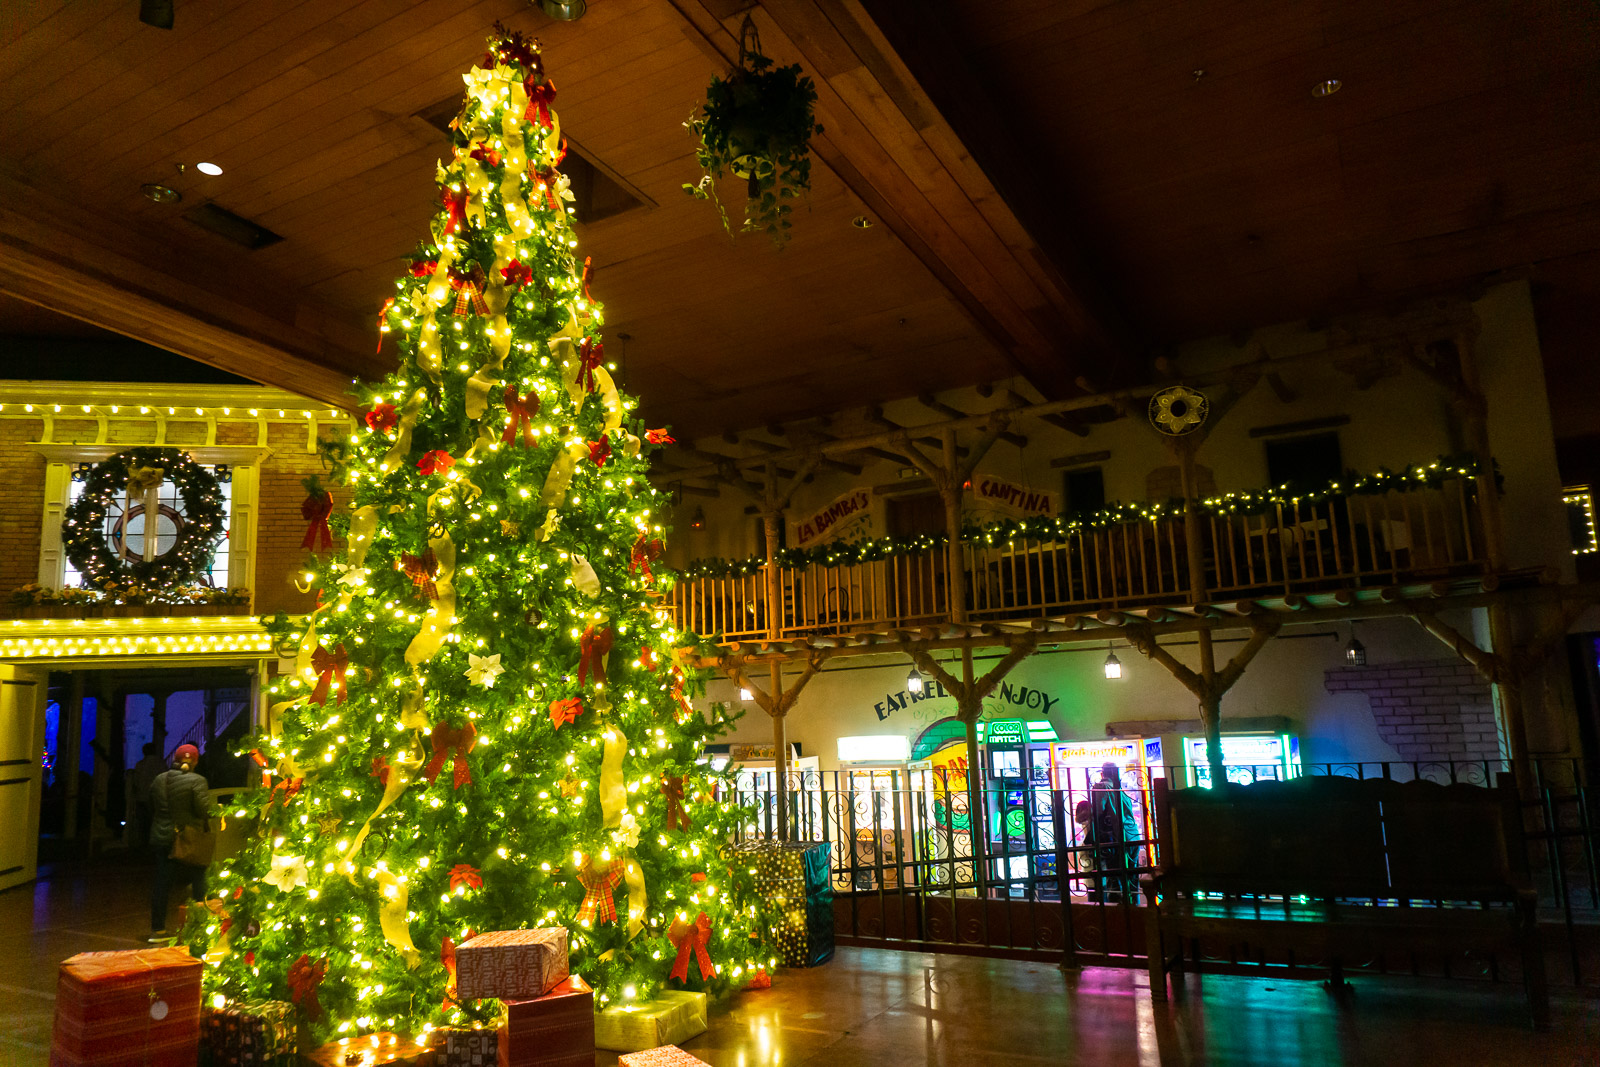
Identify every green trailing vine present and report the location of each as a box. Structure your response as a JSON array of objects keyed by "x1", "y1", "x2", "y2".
[
  {"x1": 677, "y1": 455, "x2": 1487, "y2": 579},
  {"x1": 684, "y1": 16, "x2": 821, "y2": 247}
]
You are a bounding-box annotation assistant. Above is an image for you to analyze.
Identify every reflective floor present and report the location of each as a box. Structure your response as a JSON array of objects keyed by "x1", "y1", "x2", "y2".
[{"x1": 1, "y1": 861, "x2": 1595, "y2": 1066}]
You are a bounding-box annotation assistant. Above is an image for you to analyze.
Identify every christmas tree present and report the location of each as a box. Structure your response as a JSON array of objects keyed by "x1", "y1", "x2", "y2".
[{"x1": 185, "y1": 26, "x2": 772, "y2": 1043}]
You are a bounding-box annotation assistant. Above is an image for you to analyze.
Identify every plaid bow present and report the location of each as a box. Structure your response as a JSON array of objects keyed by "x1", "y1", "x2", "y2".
[
  {"x1": 576, "y1": 859, "x2": 624, "y2": 925},
  {"x1": 402, "y1": 550, "x2": 439, "y2": 599}
]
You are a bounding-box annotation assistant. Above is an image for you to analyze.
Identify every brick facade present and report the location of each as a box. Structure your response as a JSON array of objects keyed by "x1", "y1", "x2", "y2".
[
  {"x1": 253, "y1": 422, "x2": 347, "y2": 618},
  {"x1": 0, "y1": 417, "x2": 47, "y2": 595},
  {"x1": 1324, "y1": 658, "x2": 1503, "y2": 762}
]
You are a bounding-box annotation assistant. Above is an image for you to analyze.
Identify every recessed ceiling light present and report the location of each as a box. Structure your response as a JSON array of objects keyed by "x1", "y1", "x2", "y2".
[
  {"x1": 852, "y1": 215, "x2": 874, "y2": 229},
  {"x1": 196, "y1": 161, "x2": 223, "y2": 176},
  {"x1": 141, "y1": 183, "x2": 181, "y2": 204},
  {"x1": 1312, "y1": 78, "x2": 1342, "y2": 98}
]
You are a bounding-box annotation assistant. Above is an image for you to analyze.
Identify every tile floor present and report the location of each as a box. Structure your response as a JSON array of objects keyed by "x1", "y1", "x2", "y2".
[{"x1": 2, "y1": 861, "x2": 1595, "y2": 1066}]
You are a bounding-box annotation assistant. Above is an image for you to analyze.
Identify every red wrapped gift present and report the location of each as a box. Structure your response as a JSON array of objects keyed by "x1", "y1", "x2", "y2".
[
  {"x1": 302, "y1": 1032, "x2": 433, "y2": 1066},
  {"x1": 456, "y1": 928, "x2": 568, "y2": 1000},
  {"x1": 51, "y1": 947, "x2": 202, "y2": 1067},
  {"x1": 497, "y1": 975, "x2": 593, "y2": 1067},
  {"x1": 619, "y1": 1048, "x2": 711, "y2": 1067}
]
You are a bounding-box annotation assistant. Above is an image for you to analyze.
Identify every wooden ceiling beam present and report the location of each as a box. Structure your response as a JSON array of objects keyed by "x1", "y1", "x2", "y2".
[
  {"x1": 0, "y1": 177, "x2": 375, "y2": 409},
  {"x1": 665, "y1": 0, "x2": 1123, "y2": 400}
]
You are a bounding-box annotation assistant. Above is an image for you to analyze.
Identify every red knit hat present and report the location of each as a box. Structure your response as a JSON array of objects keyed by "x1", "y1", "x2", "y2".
[{"x1": 173, "y1": 744, "x2": 200, "y2": 767}]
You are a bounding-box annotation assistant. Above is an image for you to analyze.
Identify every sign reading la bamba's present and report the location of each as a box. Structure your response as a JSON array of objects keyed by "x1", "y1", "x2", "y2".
[{"x1": 793, "y1": 489, "x2": 871, "y2": 547}]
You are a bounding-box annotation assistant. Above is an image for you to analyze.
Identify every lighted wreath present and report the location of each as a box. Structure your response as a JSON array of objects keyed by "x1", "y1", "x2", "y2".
[
  {"x1": 62, "y1": 447, "x2": 226, "y2": 592},
  {"x1": 683, "y1": 16, "x2": 821, "y2": 246}
]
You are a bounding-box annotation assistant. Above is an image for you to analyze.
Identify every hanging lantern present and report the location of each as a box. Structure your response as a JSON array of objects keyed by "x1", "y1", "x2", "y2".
[{"x1": 1103, "y1": 645, "x2": 1124, "y2": 681}]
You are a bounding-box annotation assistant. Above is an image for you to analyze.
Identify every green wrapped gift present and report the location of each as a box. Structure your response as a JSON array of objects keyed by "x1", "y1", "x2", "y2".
[
  {"x1": 728, "y1": 840, "x2": 834, "y2": 968},
  {"x1": 593, "y1": 990, "x2": 707, "y2": 1053}
]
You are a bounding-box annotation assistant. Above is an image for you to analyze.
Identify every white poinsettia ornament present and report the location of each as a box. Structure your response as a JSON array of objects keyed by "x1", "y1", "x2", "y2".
[
  {"x1": 611, "y1": 812, "x2": 641, "y2": 849},
  {"x1": 262, "y1": 854, "x2": 309, "y2": 892},
  {"x1": 465, "y1": 652, "x2": 505, "y2": 688}
]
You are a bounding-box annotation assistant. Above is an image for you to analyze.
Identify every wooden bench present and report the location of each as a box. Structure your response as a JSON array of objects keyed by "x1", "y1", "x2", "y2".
[{"x1": 1139, "y1": 774, "x2": 1549, "y2": 1028}]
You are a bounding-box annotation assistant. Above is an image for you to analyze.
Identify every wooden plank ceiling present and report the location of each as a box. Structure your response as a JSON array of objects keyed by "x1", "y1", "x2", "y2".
[{"x1": 0, "y1": 0, "x2": 1596, "y2": 432}]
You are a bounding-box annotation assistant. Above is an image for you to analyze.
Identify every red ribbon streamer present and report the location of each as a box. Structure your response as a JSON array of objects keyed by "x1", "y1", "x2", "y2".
[
  {"x1": 576, "y1": 861, "x2": 623, "y2": 925},
  {"x1": 669, "y1": 912, "x2": 714, "y2": 983},
  {"x1": 581, "y1": 255, "x2": 594, "y2": 303},
  {"x1": 263, "y1": 775, "x2": 303, "y2": 814},
  {"x1": 287, "y1": 954, "x2": 328, "y2": 1019},
  {"x1": 503, "y1": 383, "x2": 540, "y2": 447},
  {"x1": 576, "y1": 338, "x2": 604, "y2": 393},
  {"x1": 661, "y1": 775, "x2": 691, "y2": 832},
  {"x1": 548, "y1": 696, "x2": 584, "y2": 730},
  {"x1": 441, "y1": 186, "x2": 468, "y2": 234},
  {"x1": 577, "y1": 625, "x2": 614, "y2": 687},
  {"x1": 401, "y1": 550, "x2": 439, "y2": 600},
  {"x1": 308, "y1": 644, "x2": 348, "y2": 705},
  {"x1": 376, "y1": 297, "x2": 395, "y2": 354},
  {"x1": 422, "y1": 721, "x2": 477, "y2": 789},
  {"x1": 300, "y1": 491, "x2": 334, "y2": 552},
  {"x1": 249, "y1": 749, "x2": 270, "y2": 789},
  {"x1": 525, "y1": 79, "x2": 557, "y2": 127}
]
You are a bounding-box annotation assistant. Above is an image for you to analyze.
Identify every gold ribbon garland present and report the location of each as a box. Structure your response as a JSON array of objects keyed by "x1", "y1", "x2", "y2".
[{"x1": 375, "y1": 870, "x2": 422, "y2": 970}]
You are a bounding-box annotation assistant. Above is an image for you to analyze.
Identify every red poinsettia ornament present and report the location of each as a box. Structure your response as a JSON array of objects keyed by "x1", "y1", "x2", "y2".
[
  {"x1": 366, "y1": 403, "x2": 399, "y2": 433},
  {"x1": 500, "y1": 259, "x2": 533, "y2": 287},
  {"x1": 645, "y1": 428, "x2": 676, "y2": 445},
  {"x1": 418, "y1": 450, "x2": 455, "y2": 475},
  {"x1": 588, "y1": 434, "x2": 612, "y2": 467}
]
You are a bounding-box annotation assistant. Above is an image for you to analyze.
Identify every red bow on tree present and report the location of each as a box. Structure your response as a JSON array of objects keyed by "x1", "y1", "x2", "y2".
[
  {"x1": 577, "y1": 625, "x2": 614, "y2": 687},
  {"x1": 371, "y1": 755, "x2": 392, "y2": 788},
  {"x1": 549, "y1": 696, "x2": 584, "y2": 729},
  {"x1": 376, "y1": 297, "x2": 395, "y2": 354},
  {"x1": 409, "y1": 259, "x2": 438, "y2": 278},
  {"x1": 301, "y1": 490, "x2": 334, "y2": 552},
  {"x1": 422, "y1": 721, "x2": 477, "y2": 789},
  {"x1": 500, "y1": 259, "x2": 532, "y2": 287},
  {"x1": 630, "y1": 532, "x2": 664, "y2": 583},
  {"x1": 576, "y1": 338, "x2": 604, "y2": 393},
  {"x1": 418, "y1": 450, "x2": 455, "y2": 476},
  {"x1": 588, "y1": 434, "x2": 612, "y2": 467},
  {"x1": 638, "y1": 645, "x2": 660, "y2": 672},
  {"x1": 263, "y1": 775, "x2": 303, "y2": 813},
  {"x1": 533, "y1": 168, "x2": 563, "y2": 212},
  {"x1": 448, "y1": 864, "x2": 483, "y2": 893},
  {"x1": 441, "y1": 186, "x2": 468, "y2": 234},
  {"x1": 309, "y1": 644, "x2": 349, "y2": 706},
  {"x1": 366, "y1": 402, "x2": 399, "y2": 433},
  {"x1": 287, "y1": 954, "x2": 328, "y2": 1019},
  {"x1": 469, "y1": 144, "x2": 501, "y2": 167},
  {"x1": 249, "y1": 749, "x2": 271, "y2": 789},
  {"x1": 401, "y1": 549, "x2": 440, "y2": 600},
  {"x1": 668, "y1": 912, "x2": 714, "y2": 983},
  {"x1": 525, "y1": 78, "x2": 557, "y2": 127},
  {"x1": 661, "y1": 775, "x2": 691, "y2": 832},
  {"x1": 645, "y1": 428, "x2": 676, "y2": 445},
  {"x1": 503, "y1": 383, "x2": 540, "y2": 447},
  {"x1": 576, "y1": 859, "x2": 623, "y2": 925},
  {"x1": 670, "y1": 671, "x2": 694, "y2": 721}
]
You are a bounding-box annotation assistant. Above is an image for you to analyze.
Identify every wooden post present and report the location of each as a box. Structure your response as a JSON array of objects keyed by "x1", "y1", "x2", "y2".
[
  {"x1": 1178, "y1": 440, "x2": 1225, "y2": 783},
  {"x1": 769, "y1": 659, "x2": 789, "y2": 842},
  {"x1": 1196, "y1": 628, "x2": 1224, "y2": 784},
  {"x1": 942, "y1": 429, "x2": 966, "y2": 624},
  {"x1": 723, "y1": 654, "x2": 829, "y2": 844}
]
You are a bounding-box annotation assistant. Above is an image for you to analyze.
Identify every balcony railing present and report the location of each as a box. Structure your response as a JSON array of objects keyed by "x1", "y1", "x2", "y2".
[{"x1": 668, "y1": 481, "x2": 1486, "y2": 641}]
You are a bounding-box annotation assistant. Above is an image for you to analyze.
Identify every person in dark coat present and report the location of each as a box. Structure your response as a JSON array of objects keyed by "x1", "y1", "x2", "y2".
[
  {"x1": 148, "y1": 743, "x2": 216, "y2": 939},
  {"x1": 1091, "y1": 762, "x2": 1142, "y2": 899}
]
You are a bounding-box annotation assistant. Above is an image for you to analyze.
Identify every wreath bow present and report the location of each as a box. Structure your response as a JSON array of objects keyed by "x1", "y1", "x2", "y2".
[
  {"x1": 503, "y1": 384, "x2": 540, "y2": 447},
  {"x1": 402, "y1": 550, "x2": 440, "y2": 599},
  {"x1": 308, "y1": 644, "x2": 348, "y2": 705},
  {"x1": 422, "y1": 721, "x2": 477, "y2": 789},
  {"x1": 577, "y1": 625, "x2": 613, "y2": 688},
  {"x1": 525, "y1": 78, "x2": 557, "y2": 127},
  {"x1": 575, "y1": 859, "x2": 623, "y2": 925},
  {"x1": 576, "y1": 338, "x2": 604, "y2": 393},
  {"x1": 300, "y1": 490, "x2": 334, "y2": 551},
  {"x1": 287, "y1": 954, "x2": 328, "y2": 1019},
  {"x1": 668, "y1": 912, "x2": 714, "y2": 983}
]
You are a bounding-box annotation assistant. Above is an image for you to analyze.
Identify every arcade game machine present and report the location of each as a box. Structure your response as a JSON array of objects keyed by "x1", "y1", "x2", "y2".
[
  {"x1": 1181, "y1": 731, "x2": 1302, "y2": 788},
  {"x1": 1049, "y1": 737, "x2": 1164, "y2": 895},
  {"x1": 977, "y1": 718, "x2": 1061, "y2": 896}
]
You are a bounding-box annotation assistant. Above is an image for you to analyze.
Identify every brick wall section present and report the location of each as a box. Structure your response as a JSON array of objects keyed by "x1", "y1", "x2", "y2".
[
  {"x1": 0, "y1": 418, "x2": 46, "y2": 593},
  {"x1": 253, "y1": 423, "x2": 347, "y2": 618},
  {"x1": 1324, "y1": 658, "x2": 1502, "y2": 762}
]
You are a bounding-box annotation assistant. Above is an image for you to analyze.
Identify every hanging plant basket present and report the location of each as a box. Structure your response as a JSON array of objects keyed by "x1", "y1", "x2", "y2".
[{"x1": 684, "y1": 16, "x2": 821, "y2": 247}]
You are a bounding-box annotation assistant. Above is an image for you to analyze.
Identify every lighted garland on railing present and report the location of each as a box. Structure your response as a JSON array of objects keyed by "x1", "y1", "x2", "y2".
[{"x1": 677, "y1": 455, "x2": 1486, "y2": 580}]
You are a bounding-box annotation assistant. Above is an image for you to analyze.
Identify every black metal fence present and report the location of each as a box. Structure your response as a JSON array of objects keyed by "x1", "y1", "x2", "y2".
[{"x1": 724, "y1": 758, "x2": 1598, "y2": 987}]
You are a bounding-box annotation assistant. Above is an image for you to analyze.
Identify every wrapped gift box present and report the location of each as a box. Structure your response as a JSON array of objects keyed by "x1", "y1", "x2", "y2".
[
  {"x1": 728, "y1": 840, "x2": 835, "y2": 967},
  {"x1": 456, "y1": 928, "x2": 569, "y2": 1000},
  {"x1": 51, "y1": 947, "x2": 203, "y2": 1067},
  {"x1": 498, "y1": 975, "x2": 593, "y2": 1067},
  {"x1": 200, "y1": 999, "x2": 296, "y2": 1066},
  {"x1": 618, "y1": 1046, "x2": 711, "y2": 1067},
  {"x1": 302, "y1": 1032, "x2": 433, "y2": 1066},
  {"x1": 429, "y1": 1026, "x2": 496, "y2": 1067},
  {"x1": 594, "y1": 990, "x2": 706, "y2": 1053}
]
